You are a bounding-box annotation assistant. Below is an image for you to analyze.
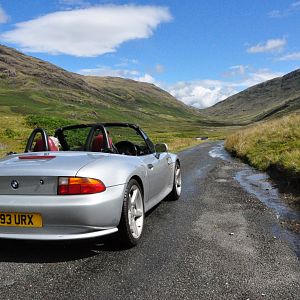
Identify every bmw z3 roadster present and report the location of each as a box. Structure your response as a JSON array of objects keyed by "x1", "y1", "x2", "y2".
[{"x1": 0, "y1": 123, "x2": 181, "y2": 246}]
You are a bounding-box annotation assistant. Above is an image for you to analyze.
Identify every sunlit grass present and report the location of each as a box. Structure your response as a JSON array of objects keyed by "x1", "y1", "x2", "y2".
[
  {"x1": 225, "y1": 113, "x2": 300, "y2": 175},
  {"x1": 0, "y1": 112, "x2": 32, "y2": 156},
  {"x1": 0, "y1": 112, "x2": 236, "y2": 157},
  {"x1": 160, "y1": 137, "x2": 204, "y2": 153}
]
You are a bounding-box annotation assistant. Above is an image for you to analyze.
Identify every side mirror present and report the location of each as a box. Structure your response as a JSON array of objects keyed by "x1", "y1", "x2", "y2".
[{"x1": 155, "y1": 143, "x2": 168, "y2": 153}]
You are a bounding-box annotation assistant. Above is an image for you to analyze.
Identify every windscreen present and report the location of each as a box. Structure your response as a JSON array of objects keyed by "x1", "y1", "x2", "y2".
[{"x1": 106, "y1": 126, "x2": 151, "y2": 155}]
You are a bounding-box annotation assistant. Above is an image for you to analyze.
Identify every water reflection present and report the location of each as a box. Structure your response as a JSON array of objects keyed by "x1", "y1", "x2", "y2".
[
  {"x1": 209, "y1": 142, "x2": 233, "y2": 162},
  {"x1": 209, "y1": 142, "x2": 300, "y2": 258},
  {"x1": 235, "y1": 170, "x2": 300, "y2": 222}
]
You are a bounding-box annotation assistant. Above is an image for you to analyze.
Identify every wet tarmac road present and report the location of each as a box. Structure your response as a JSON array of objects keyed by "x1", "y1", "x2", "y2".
[{"x1": 0, "y1": 142, "x2": 299, "y2": 299}]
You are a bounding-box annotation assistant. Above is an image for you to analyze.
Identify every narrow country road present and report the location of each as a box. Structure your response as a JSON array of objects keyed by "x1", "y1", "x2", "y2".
[{"x1": 0, "y1": 142, "x2": 299, "y2": 299}]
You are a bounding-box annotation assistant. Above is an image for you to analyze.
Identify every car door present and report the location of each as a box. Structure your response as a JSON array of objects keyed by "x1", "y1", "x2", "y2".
[
  {"x1": 107, "y1": 124, "x2": 172, "y2": 206},
  {"x1": 140, "y1": 151, "x2": 172, "y2": 203}
]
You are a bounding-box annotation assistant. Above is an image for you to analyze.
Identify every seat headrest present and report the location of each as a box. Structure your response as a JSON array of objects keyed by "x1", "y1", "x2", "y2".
[
  {"x1": 91, "y1": 134, "x2": 112, "y2": 152},
  {"x1": 33, "y1": 137, "x2": 59, "y2": 152}
]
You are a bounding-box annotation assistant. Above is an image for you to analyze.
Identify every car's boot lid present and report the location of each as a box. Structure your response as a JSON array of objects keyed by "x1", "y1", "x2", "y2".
[{"x1": 0, "y1": 152, "x2": 106, "y2": 177}]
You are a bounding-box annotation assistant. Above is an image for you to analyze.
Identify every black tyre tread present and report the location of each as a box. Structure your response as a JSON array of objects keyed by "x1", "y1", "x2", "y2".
[{"x1": 167, "y1": 161, "x2": 181, "y2": 201}]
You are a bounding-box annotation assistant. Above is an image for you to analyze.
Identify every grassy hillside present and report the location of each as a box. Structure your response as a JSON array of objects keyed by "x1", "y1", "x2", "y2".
[
  {"x1": 0, "y1": 111, "x2": 234, "y2": 157},
  {"x1": 0, "y1": 44, "x2": 233, "y2": 156},
  {"x1": 202, "y1": 69, "x2": 300, "y2": 124},
  {"x1": 0, "y1": 44, "x2": 198, "y2": 124},
  {"x1": 225, "y1": 114, "x2": 300, "y2": 194},
  {"x1": 2, "y1": 43, "x2": 299, "y2": 164}
]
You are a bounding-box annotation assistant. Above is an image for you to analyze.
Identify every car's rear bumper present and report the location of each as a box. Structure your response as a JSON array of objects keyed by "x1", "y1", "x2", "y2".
[
  {"x1": 0, "y1": 227, "x2": 118, "y2": 240},
  {"x1": 0, "y1": 184, "x2": 125, "y2": 240}
]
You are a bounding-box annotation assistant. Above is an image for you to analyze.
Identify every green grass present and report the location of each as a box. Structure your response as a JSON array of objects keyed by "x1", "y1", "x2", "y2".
[
  {"x1": 0, "y1": 108, "x2": 234, "y2": 157},
  {"x1": 0, "y1": 112, "x2": 31, "y2": 155},
  {"x1": 0, "y1": 83, "x2": 236, "y2": 157},
  {"x1": 225, "y1": 113, "x2": 300, "y2": 176},
  {"x1": 1, "y1": 45, "x2": 299, "y2": 166},
  {"x1": 201, "y1": 68, "x2": 300, "y2": 125}
]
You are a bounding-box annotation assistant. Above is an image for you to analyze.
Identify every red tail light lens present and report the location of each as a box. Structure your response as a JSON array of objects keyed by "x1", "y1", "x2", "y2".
[
  {"x1": 58, "y1": 177, "x2": 106, "y2": 195},
  {"x1": 19, "y1": 155, "x2": 56, "y2": 160}
]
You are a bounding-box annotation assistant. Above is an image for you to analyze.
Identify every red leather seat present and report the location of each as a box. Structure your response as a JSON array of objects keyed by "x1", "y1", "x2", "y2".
[
  {"x1": 91, "y1": 134, "x2": 112, "y2": 152},
  {"x1": 33, "y1": 137, "x2": 59, "y2": 152}
]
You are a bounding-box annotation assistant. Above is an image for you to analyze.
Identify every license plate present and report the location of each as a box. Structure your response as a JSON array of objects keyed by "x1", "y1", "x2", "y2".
[{"x1": 0, "y1": 212, "x2": 43, "y2": 227}]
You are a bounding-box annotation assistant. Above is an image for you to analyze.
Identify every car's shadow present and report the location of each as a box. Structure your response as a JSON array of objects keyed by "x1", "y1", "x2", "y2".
[
  {"x1": 0, "y1": 202, "x2": 165, "y2": 264},
  {"x1": 0, "y1": 233, "x2": 132, "y2": 263}
]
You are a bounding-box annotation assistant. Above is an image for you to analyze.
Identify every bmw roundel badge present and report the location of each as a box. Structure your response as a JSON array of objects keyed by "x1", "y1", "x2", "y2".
[{"x1": 11, "y1": 180, "x2": 19, "y2": 190}]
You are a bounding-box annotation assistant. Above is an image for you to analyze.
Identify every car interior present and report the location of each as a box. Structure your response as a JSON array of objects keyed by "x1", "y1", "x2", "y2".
[{"x1": 26, "y1": 124, "x2": 154, "y2": 157}]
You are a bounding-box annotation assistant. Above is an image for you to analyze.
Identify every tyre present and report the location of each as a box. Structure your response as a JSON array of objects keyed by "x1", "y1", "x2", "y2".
[
  {"x1": 118, "y1": 179, "x2": 144, "y2": 247},
  {"x1": 168, "y1": 161, "x2": 182, "y2": 201}
]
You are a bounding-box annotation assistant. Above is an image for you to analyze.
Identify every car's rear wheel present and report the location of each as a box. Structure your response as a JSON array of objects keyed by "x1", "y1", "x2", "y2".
[
  {"x1": 168, "y1": 161, "x2": 181, "y2": 201},
  {"x1": 118, "y1": 179, "x2": 144, "y2": 247}
]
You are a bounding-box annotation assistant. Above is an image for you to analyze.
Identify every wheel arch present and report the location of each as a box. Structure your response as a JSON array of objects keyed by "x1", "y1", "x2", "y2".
[
  {"x1": 173, "y1": 158, "x2": 181, "y2": 181},
  {"x1": 130, "y1": 175, "x2": 144, "y2": 199}
]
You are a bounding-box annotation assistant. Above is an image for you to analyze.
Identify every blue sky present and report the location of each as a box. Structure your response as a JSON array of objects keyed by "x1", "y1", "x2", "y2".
[{"x1": 0, "y1": 0, "x2": 299, "y2": 108}]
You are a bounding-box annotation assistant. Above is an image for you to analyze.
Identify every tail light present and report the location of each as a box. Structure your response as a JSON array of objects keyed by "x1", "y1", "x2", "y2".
[
  {"x1": 19, "y1": 155, "x2": 56, "y2": 160},
  {"x1": 58, "y1": 177, "x2": 106, "y2": 195}
]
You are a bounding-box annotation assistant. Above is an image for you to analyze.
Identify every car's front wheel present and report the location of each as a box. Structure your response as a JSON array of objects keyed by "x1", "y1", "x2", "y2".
[
  {"x1": 168, "y1": 161, "x2": 181, "y2": 201},
  {"x1": 118, "y1": 179, "x2": 144, "y2": 247}
]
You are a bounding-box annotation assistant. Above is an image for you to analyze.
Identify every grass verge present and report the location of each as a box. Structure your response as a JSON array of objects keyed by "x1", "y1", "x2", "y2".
[{"x1": 225, "y1": 113, "x2": 300, "y2": 199}]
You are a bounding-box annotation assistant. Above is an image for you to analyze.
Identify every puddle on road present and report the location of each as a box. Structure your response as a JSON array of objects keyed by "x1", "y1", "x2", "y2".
[
  {"x1": 235, "y1": 170, "x2": 300, "y2": 222},
  {"x1": 209, "y1": 142, "x2": 300, "y2": 258},
  {"x1": 236, "y1": 169, "x2": 300, "y2": 257},
  {"x1": 209, "y1": 142, "x2": 233, "y2": 162}
]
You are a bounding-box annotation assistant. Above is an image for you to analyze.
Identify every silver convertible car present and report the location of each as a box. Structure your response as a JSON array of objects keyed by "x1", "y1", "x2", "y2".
[{"x1": 0, "y1": 123, "x2": 181, "y2": 246}]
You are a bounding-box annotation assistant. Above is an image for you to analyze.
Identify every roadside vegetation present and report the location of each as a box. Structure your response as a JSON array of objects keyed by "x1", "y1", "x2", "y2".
[
  {"x1": 0, "y1": 112, "x2": 235, "y2": 157},
  {"x1": 225, "y1": 113, "x2": 300, "y2": 193}
]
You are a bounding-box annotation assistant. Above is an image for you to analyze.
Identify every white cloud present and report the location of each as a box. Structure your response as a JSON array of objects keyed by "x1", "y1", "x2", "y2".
[
  {"x1": 278, "y1": 52, "x2": 300, "y2": 61},
  {"x1": 238, "y1": 69, "x2": 283, "y2": 87},
  {"x1": 78, "y1": 66, "x2": 155, "y2": 84},
  {"x1": 59, "y1": 0, "x2": 90, "y2": 6},
  {"x1": 223, "y1": 65, "x2": 249, "y2": 77},
  {"x1": 0, "y1": 5, "x2": 9, "y2": 24},
  {"x1": 78, "y1": 64, "x2": 283, "y2": 109},
  {"x1": 1, "y1": 5, "x2": 172, "y2": 57},
  {"x1": 115, "y1": 58, "x2": 139, "y2": 67},
  {"x1": 78, "y1": 66, "x2": 140, "y2": 77},
  {"x1": 155, "y1": 64, "x2": 165, "y2": 73},
  {"x1": 247, "y1": 38, "x2": 286, "y2": 53},
  {"x1": 165, "y1": 80, "x2": 238, "y2": 109},
  {"x1": 292, "y1": 1, "x2": 300, "y2": 8},
  {"x1": 164, "y1": 67, "x2": 283, "y2": 109},
  {"x1": 59, "y1": 0, "x2": 90, "y2": 8},
  {"x1": 135, "y1": 73, "x2": 155, "y2": 84},
  {"x1": 268, "y1": 10, "x2": 281, "y2": 18},
  {"x1": 230, "y1": 65, "x2": 246, "y2": 74},
  {"x1": 268, "y1": 1, "x2": 300, "y2": 18}
]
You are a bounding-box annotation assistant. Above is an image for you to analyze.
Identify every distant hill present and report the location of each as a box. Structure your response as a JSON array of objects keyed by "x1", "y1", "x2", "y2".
[
  {"x1": 0, "y1": 44, "x2": 200, "y2": 126},
  {"x1": 202, "y1": 69, "x2": 300, "y2": 124}
]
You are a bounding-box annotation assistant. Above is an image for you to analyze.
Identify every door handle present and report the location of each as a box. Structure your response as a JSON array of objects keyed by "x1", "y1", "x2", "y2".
[
  {"x1": 147, "y1": 164, "x2": 154, "y2": 170},
  {"x1": 167, "y1": 157, "x2": 172, "y2": 165}
]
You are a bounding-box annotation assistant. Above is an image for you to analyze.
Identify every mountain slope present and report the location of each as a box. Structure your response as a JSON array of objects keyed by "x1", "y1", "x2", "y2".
[
  {"x1": 202, "y1": 69, "x2": 300, "y2": 124},
  {"x1": 1, "y1": 45, "x2": 228, "y2": 157},
  {"x1": 0, "y1": 44, "x2": 200, "y2": 125}
]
